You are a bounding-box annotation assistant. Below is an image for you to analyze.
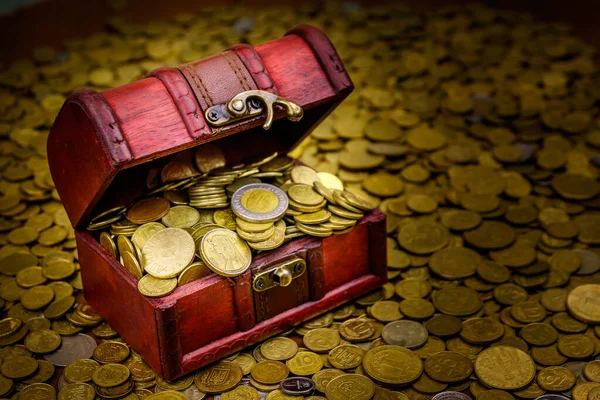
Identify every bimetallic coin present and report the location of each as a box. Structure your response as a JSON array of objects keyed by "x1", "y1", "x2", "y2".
[{"x1": 232, "y1": 183, "x2": 288, "y2": 223}]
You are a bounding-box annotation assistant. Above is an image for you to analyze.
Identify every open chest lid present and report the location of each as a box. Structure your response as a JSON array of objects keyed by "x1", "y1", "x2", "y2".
[{"x1": 47, "y1": 25, "x2": 353, "y2": 229}]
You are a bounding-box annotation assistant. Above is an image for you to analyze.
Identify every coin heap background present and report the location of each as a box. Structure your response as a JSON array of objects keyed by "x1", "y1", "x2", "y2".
[{"x1": 0, "y1": 2, "x2": 599, "y2": 400}]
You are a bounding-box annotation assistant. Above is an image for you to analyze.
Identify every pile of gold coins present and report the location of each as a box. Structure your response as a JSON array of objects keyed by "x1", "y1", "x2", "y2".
[
  {"x1": 0, "y1": 1, "x2": 599, "y2": 399},
  {"x1": 87, "y1": 146, "x2": 373, "y2": 297}
]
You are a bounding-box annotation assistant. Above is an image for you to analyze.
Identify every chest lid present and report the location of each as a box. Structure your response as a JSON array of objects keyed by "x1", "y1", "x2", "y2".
[{"x1": 47, "y1": 25, "x2": 353, "y2": 228}]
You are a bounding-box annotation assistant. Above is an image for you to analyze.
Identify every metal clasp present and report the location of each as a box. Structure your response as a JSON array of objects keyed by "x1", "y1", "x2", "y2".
[
  {"x1": 205, "y1": 90, "x2": 303, "y2": 130},
  {"x1": 252, "y1": 257, "x2": 306, "y2": 292}
]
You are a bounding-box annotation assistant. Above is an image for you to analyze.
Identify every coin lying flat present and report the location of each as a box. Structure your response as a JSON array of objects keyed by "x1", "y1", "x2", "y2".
[{"x1": 231, "y1": 183, "x2": 288, "y2": 223}]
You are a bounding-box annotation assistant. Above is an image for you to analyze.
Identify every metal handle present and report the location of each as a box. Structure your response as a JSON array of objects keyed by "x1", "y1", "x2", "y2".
[{"x1": 205, "y1": 90, "x2": 303, "y2": 130}]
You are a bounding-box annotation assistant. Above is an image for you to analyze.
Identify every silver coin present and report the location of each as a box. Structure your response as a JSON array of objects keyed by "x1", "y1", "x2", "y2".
[
  {"x1": 381, "y1": 320, "x2": 428, "y2": 349},
  {"x1": 535, "y1": 395, "x2": 571, "y2": 400},
  {"x1": 43, "y1": 333, "x2": 97, "y2": 366},
  {"x1": 432, "y1": 392, "x2": 471, "y2": 400},
  {"x1": 574, "y1": 249, "x2": 600, "y2": 275},
  {"x1": 231, "y1": 183, "x2": 288, "y2": 223},
  {"x1": 183, "y1": 384, "x2": 207, "y2": 400},
  {"x1": 57, "y1": 373, "x2": 69, "y2": 390}
]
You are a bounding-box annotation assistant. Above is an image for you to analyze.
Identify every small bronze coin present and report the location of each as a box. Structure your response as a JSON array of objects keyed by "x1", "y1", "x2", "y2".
[
  {"x1": 280, "y1": 376, "x2": 316, "y2": 396},
  {"x1": 424, "y1": 315, "x2": 463, "y2": 337},
  {"x1": 424, "y1": 351, "x2": 473, "y2": 383},
  {"x1": 126, "y1": 197, "x2": 170, "y2": 224},
  {"x1": 194, "y1": 361, "x2": 243, "y2": 393},
  {"x1": 251, "y1": 361, "x2": 289, "y2": 385},
  {"x1": 537, "y1": 366, "x2": 575, "y2": 392}
]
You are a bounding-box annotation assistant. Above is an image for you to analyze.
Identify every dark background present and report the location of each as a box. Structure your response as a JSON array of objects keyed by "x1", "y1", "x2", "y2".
[{"x1": 0, "y1": 0, "x2": 599, "y2": 66}]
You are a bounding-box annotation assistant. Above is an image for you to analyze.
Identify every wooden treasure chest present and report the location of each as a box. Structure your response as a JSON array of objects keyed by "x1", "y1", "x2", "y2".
[{"x1": 47, "y1": 25, "x2": 387, "y2": 381}]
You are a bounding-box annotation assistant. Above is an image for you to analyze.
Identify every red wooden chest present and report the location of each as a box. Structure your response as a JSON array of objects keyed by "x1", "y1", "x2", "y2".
[{"x1": 47, "y1": 25, "x2": 387, "y2": 381}]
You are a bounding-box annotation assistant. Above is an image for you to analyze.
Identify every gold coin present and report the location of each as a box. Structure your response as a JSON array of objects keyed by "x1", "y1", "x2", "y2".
[
  {"x1": 370, "y1": 301, "x2": 402, "y2": 322},
  {"x1": 537, "y1": 366, "x2": 575, "y2": 391},
  {"x1": 235, "y1": 218, "x2": 273, "y2": 233},
  {"x1": 585, "y1": 360, "x2": 600, "y2": 383},
  {"x1": 557, "y1": 334, "x2": 595, "y2": 359},
  {"x1": 99, "y1": 232, "x2": 117, "y2": 259},
  {"x1": 24, "y1": 328, "x2": 61, "y2": 353},
  {"x1": 460, "y1": 317, "x2": 505, "y2": 344},
  {"x1": 424, "y1": 351, "x2": 473, "y2": 383},
  {"x1": 247, "y1": 220, "x2": 286, "y2": 251},
  {"x1": 286, "y1": 351, "x2": 323, "y2": 375},
  {"x1": 0, "y1": 317, "x2": 22, "y2": 338},
  {"x1": 92, "y1": 363, "x2": 130, "y2": 388},
  {"x1": 58, "y1": 382, "x2": 96, "y2": 400},
  {"x1": 463, "y1": 221, "x2": 516, "y2": 249},
  {"x1": 474, "y1": 346, "x2": 535, "y2": 390},
  {"x1": 222, "y1": 385, "x2": 259, "y2": 400},
  {"x1": 291, "y1": 166, "x2": 321, "y2": 186},
  {"x1": 236, "y1": 224, "x2": 275, "y2": 242},
  {"x1": 142, "y1": 228, "x2": 195, "y2": 278},
  {"x1": 397, "y1": 220, "x2": 449, "y2": 254},
  {"x1": 294, "y1": 209, "x2": 332, "y2": 225},
  {"x1": 339, "y1": 318, "x2": 375, "y2": 342},
  {"x1": 126, "y1": 197, "x2": 170, "y2": 224},
  {"x1": 229, "y1": 353, "x2": 256, "y2": 375},
  {"x1": 121, "y1": 251, "x2": 143, "y2": 280},
  {"x1": 260, "y1": 337, "x2": 298, "y2": 361},
  {"x1": 1, "y1": 355, "x2": 38, "y2": 379},
  {"x1": 316, "y1": 172, "x2": 344, "y2": 191},
  {"x1": 303, "y1": 328, "x2": 340, "y2": 353},
  {"x1": 520, "y1": 323, "x2": 558, "y2": 346},
  {"x1": 162, "y1": 205, "x2": 200, "y2": 228},
  {"x1": 325, "y1": 374, "x2": 375, "y2": 400},
  {"x1": 429, "y1": 247, "x2": 480, "y2": 279},
  {"x1": 21, "y1": 285, "x2": 55, "y2": 310},
  {"x1": 433, "y1": 286, "x2": 483, "y2": 316},
  {"x1": 155, "y1": 374, "x2": 194, "y2": 391},
  {"x1": 64, "y1": 359, "x2": 99, "y2": 383},
  {"x1": 312, "y1": 369, "x2": 345, "y2": 393},
  {"x1": 573, "y1": 382, "x2": 600, "y2": 400},
  {"x1": 567, "y1": 284, "x2": 600, "y2": 323},
  {"x1": 363, "y1": 345, "x2": 422, "y2": 385},
  {"x1": 213, "y1": 208, "x2": 237, "y2": 230},
  {"x1": 193, "y1": 361, "x2": 242, "y2": 394},
  {"x1": 137, "y1": 275, "x2": 177, "y2": 297},
  {"x1": 177, "y1": 262, "x2": 211, "y2": 286},
  {"x1": 251, "y1": 361, "x2": 289, "y2": 385},
  {"x1": 328, "y1": 344, "x2": 364, "y2": 370},
  {"x1": 288, "y1": 184, "x2": 325, "y2": 206},
  {"x1": 93, "y1": 341, "x2": 130, "y2": 363},
  {"x1": 131, "y1": 222, "x2": 165, "y2": 251},
  {"x1": 200, "y1": 228, "x2": 251, "y2": 277}
]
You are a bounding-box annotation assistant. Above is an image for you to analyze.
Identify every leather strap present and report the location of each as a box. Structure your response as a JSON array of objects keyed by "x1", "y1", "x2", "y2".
[
  {"x1": 178, "y1": 51, "x2": 258, "y2": 111},
  {"x1": 228, "y1": 44, "x2": 279, "y2": 95},
  {"x1": 146, "y1": 67, "x2": 211, "y2": 139}
]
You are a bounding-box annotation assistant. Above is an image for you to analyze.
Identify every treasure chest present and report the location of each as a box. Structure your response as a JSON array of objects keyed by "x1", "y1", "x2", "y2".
[{"x1": 47, "y1": 25, "x2": 387, "y2": 381}]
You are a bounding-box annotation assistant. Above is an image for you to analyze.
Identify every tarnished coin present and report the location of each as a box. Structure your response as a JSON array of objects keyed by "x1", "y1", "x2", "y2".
[
  {"x1": 142, "y1": 228, "x2": 195, "y2": 278},
  {"x1": 200, "y1": 228, "x2": 252, "y2": 277},
  {"x1": 424, "y1": 351, "x2": 473, "y2": 383},
  {"x1": 232, "y1": 183, "x2": 288, "y2": 223},
  {"x1": 43, "y1": 334, "x2": 97, "y2": 367},
  {"x1": 381, "y1": 320, "x2": 428, "y2": 348},
  {"x1": 397, "y1": 220, "x2": 449, "y2": 254},
  {"x1": 363, "y1": 345, "x2": 422, "y2": 385}
]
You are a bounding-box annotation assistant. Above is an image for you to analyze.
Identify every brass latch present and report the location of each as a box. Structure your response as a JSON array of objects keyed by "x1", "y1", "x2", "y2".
[
  {"x1": 252, "y1": 257, "x2": 306, "y2": 292},
  {"x1": 205, "y1": 90, "x2": 303, "y2": 130}
]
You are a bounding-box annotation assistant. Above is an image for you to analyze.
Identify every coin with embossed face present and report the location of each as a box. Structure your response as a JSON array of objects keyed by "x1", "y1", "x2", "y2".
[
  {"x1": 475, "y1": 346, "x2": 535, "y2": 390},
  {"x1": 200, "y1": 228, "x2": 251, "y2": 277},
  {"x1": 231, "y1": 183, "x2": 288, "y2": 223}
]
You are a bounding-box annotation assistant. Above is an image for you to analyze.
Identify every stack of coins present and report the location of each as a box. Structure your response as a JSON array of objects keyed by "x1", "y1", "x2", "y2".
[{"x1": 2, "y1": 1, "x2": 600, "y2": 399}]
